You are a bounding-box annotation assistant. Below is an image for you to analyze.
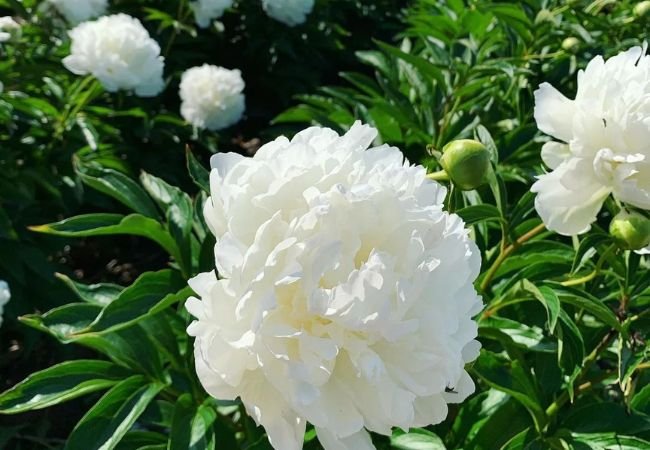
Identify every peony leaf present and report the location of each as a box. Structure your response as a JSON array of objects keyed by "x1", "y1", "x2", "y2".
[
  {"x1": 74, "y1": 162, "x2": 160, "y2": 219},
  {"x1": 29, "y1": 213, "x2": 179, "y2": 261},
  {"x1": 391, "y1": 429, "x2": 446, "y2": 449},
  {"x1": 64, "y1": 375, "x2": 164, "y2": 450},
  {"x1": 56, "y1": 273, "x2": 123, "y2": 306},
  {"x1": 0, "y1": 360, "x2": 130, "y2": 414},
  {"x1": 522, "y1": 280, "x2": 560, "y2": 332}
]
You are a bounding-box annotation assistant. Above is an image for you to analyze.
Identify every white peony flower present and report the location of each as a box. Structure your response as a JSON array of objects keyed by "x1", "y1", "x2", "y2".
[
  {"x1": 49, "y1": 0, "x2": 108, "y2": 25},
  {"x1": 190, "y1": 0, "x2": 233, "y2": 28},
  {"x1": 532, "y1": 45, "x2": 650, "y2": 236},
  {"x1": 261, "y1": 0, "x2": 315, "y2": 26},
  {"x1": 62, "y1": 14, "x2": 165, "y2": 97},
  {"x1": 0, "y1": 16, "x2": 21, "y2": 43},
  {"x1": 186, "y1": 122, "x2": 482, "y2": 450},
  {"x1": 179, "y1": 64, "x2": 245, "y2": 130},
  {"x1": 0, "y1": 281, "x2": 10, "y2": 328}
]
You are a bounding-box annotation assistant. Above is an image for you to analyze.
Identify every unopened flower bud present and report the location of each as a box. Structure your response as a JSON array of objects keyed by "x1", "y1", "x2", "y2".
[
  {"x1": 634, "y1": 1, "x2": 650, "y2": 18},
  {"x1": 609, "y1": 211, "x2": 650, "y2": 250},
  {"x1": 562, "y1": 37, "x2": 580, "y2": 53},
  {"x1": 440, "y1": 139, "x2": 491, "y2": 191}
]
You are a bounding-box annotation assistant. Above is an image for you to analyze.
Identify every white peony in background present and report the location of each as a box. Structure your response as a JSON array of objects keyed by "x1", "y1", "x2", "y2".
[
  {"x1": 190, "y1": 0, "x2": 234, "y2": 28},
  {"x1": 532, "y1": 45, "x2": 650, "y2": 236},
  {"x1": 0, "y1": 16, "x2": 21, "y2": 43},
  {"x1": 48, "y1": 0, "x2": 108, "y2": 25},
  {"x1": 0, "y1": 281, "x2": 10, "y2": 328},
  {"x1": 62, "y1": 14, "x2": 165, "y2": 97},
  {"x1": 186, "y1": 122, "x2": 482, "y2": 450},
  {"x1": 179, "y1": 64, "x2": 245, "y2": 131},
  {"x1": 261, "y1": 0, "x2": 315, "y2": 26}
]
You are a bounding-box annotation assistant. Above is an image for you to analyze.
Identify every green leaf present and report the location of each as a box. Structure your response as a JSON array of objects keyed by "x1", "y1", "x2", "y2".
[
  {"x1": 631, "y1": 384, "x2": 650, "y2": 414},
  {"x1": 186, "y1": 149, "x2": 211, "y2": 193},
  {"x1": 472, "y1": 351, "x2": 545, "y2": 431},
  {"x1": 569, "y1": 433, "x2": 650, "y2": 450},
  {"x1": 546, "y1": 283, "x2": 622, "y2": 333},
  {"x1": 563, "y1": 402, "x2": 650, "y2": 435},
  {"x1": 56, "y1": 273, "x2": 123, "y2": 306},
  {"x1": 74, "y1": 161, "x2": 160, "y2": 219},
  {"x1": 457, "y1": 204, "x2": 503, "y2": 225},
  {"x1": 65, "y1": 375, "x2": 164, "y2": 450},
  {"x1": 30, "y1": 213, "x2": 179, "y2": 260},
  {"x1": 556, "y1": 310, "x2": 585, "y2": 379},
  {"x1": 522, "y1": 280, "x2": 560, "y2": 332},
  {"x1": 85, "y1": 270, "x2": 188, "y2": 334},
  {"x1": 20, "y1": 303, "x2": 102, "y2": 343},
  {"x1": 140, "y1": 172, "x2": 193, "y2": 275},
  {"x1": 391, "y1": 429, "x2": 446, "y2": 449},
  {"x1": 169, "y1": 395, "x2": 220, "y2": 450},
  {"x1": 0, "y1": 360, "x2": 129, "y2": 414}
]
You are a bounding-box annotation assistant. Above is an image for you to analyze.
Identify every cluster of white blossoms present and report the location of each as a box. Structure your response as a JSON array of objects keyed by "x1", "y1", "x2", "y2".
[
  {"x1": 63, "y1": 14, "x2": 165, "y2": 97},
  {"x1": 0, "y1": 281, "x2": 10, "y2": 328},
  {"x1": 532, "y1": 45, "x2": 650, "y2": 237},
  {"x1": 179, "y1": 65, "x2": 245, "y2": 130},
  {"x1": 186, "y1": 122, "x2": 482, "y2": 450},
  {"x1": 191, "y1": 0, "x2": 234, "y2": 28},
  {"x1": 262, "y1": 0, "x2": 315, "y2": 26},
  {"x1": 49, "y1": 0, "x2": 108, "y2": 25},
  {"x1": 0, "y1": 16, "x2": 21, "y2": 43}
]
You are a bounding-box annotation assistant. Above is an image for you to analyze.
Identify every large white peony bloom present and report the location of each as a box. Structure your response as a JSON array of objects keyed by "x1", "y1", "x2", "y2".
[
  {"x1": 49, "y1": 0, "x2": 108, "y2": 25},
  {"x1": 186, "y1": 122, "x2": 482, "y2": 450},
  {"x1": 179, "y1": 64, "x2": 245, "y2": 130},
  {"x1": 62, "y1": 14, "x2": 165, "y2": 97},
  {"x1": 0, "y1": 281, "x2": 10, "y2": 328},
  {"x1": 261, "y1": 0, "x2": 315, "y2": 26},
  {"x1": 532, "y1": 45, "x2": 650, "y2": 235},
  {"x1": 190, "y1": 0, "x2": 233, "y2": 28},
  {"x1": 0, "y1": 16, "x2": 21, "y2": 43}
]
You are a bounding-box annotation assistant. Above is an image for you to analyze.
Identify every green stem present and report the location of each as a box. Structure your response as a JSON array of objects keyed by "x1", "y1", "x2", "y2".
[
  {"x1": 480, "y1": 223, "x2": 547, "y2": 293},
  {"x1": 426, "y1": 170, "x2": 449, "y2": 181},
  {"x1": 545, "y1": 330, "x2": 616, "y2": 420},
  {"x1": 560, "y1": 244, "x2": 615, "y2": 287}
]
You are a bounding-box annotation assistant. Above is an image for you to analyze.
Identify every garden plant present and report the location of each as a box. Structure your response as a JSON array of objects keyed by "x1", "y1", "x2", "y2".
[{"x1": 0, "y1": 1, "x2": 649, "y2": 449}]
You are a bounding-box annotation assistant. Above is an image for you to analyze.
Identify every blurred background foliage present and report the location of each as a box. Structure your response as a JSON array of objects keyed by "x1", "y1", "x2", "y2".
[{"x1": 0, "y1": 0, "x2": 649, "y2": 449}]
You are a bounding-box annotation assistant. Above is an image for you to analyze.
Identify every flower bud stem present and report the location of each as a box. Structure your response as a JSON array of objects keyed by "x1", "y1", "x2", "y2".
[{"x1": 426, "y1": 170, "x2": 450, "y2": 181}]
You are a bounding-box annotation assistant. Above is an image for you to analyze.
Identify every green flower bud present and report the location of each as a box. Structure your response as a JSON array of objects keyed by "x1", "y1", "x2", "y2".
[
  {"x1": 562, "y1": 37, "x2": 580, "y2": 53},
  {"x1": 634, "y1": 1, "x2": 650, "y2": 18},
  {"x1": 609, "y1": 211, "x2": 650, "y2": 251},
  {"x1": 440, "y1": 139, "x2": 491, "y2": 191}
]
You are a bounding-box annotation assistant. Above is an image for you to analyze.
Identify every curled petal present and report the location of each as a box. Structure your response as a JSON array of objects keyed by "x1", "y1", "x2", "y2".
[{"x1": 532, "y1": 158, "x2": 611, "y2": 235}]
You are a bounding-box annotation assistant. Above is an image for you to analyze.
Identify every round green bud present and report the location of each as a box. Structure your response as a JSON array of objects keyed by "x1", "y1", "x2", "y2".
[
  {"x1": 634, "y1": 1, "x2": 650, "y2": 18},
  {"x1": 609, "y1": 211, "x2": 650, "y2": 251},
  {"x1": 440, "y1": 139, "x2": 491, "y2": 191},
  {"x1": 562, "y1": 37, "x2": 580, "y2": 53}
]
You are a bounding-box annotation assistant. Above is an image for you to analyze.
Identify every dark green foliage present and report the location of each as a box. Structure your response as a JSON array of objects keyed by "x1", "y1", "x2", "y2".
[{"x1": 1, "y1": 1, "x2": 649, "y2": 449}]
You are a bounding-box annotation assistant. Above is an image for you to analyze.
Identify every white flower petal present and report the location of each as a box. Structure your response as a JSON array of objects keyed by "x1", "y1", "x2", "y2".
[
  {"x1": 63, "y1": 14, "x2": 165, "y2": 97},
  {"x1": 541, "y1": 141, "x2": 571, "y2": 170},
  {"x1": 262, "y1": 0, "x2": 315, "y2": 26},
  {"x1": 0, "y1": 280, "x2": 10, "y2": 328},
  {"x1": 180, "y1": 65, "x2": 245, "y2": 130},
  {"x1": 187, "y1": 123, "x2": 481, "y2": 449},
  {"x1": 532, "y1": 158, "x2": 611, "y2": 235},
  {"x1": 49, "y1": 0, "x2": 107, "y2": 24},
  {"x1": 533, "y1": 45, "x2": 650, "y2": 233},
  {"x1": 316, "y1": 427, "x2": 375, "y2": 450},
  {"x1": 534, "y1": 82, "x2": 576, "y2": 143}
]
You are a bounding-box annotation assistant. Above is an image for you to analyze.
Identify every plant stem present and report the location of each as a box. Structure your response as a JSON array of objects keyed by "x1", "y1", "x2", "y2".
[
  {"x1": 560, "y1": 244, "x2": 615, "y2": 287},
  {"x1": 545, "y1": 330, "x2": 616, "y2": 420},
  {"x1": 426, "y1": 170, "x2": 449, "y2": 181},
  {"x1": 480, "y1": 223, "x2": 546, "y2": 293}
]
